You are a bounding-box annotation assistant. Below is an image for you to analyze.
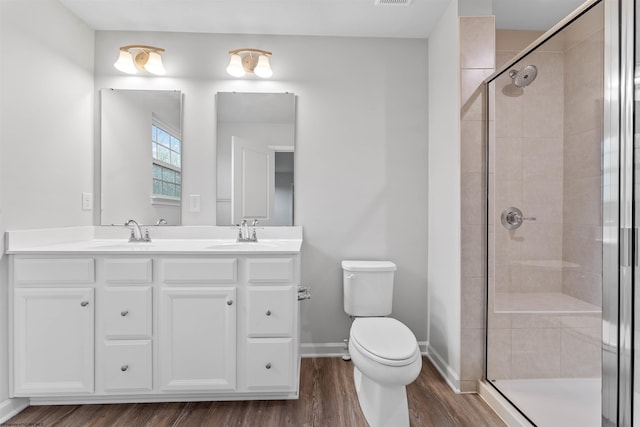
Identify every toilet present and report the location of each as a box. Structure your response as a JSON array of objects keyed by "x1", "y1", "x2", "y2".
[{"x1": 342, "y1": 260, "x2": 422, "y2": 427}]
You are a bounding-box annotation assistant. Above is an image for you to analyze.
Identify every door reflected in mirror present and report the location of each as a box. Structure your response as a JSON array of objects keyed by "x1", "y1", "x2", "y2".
[
  {"x1": 216, "y1": 92, "x2": 295, "y2": 226},
  {"x1": 100, "y1": 89, "x2": 182, "y2": 226}
]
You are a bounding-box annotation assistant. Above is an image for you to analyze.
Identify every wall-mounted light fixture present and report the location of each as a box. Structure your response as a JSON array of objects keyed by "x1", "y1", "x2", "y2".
[
  {"x1": 114, "y1": 45, "x2": 166, "y2": 75},
  {"x1": 226, "y1": 48, "x2": 273, "y2": 78}
]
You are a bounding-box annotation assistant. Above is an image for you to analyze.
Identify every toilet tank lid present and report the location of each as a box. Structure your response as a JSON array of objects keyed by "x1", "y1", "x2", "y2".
[{"x1": 342, "y1": 260, "x2": 397, "y2": 272}]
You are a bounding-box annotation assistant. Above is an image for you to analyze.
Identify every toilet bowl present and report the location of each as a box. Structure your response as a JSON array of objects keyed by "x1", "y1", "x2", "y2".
[{"x1": 348, "y1": 317, "x2": 422, "y2": 427}]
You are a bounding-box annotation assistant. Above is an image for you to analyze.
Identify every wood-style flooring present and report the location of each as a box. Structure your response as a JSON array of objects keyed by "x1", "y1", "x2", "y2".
[{"x1": 7, "y1": 357, "x2": 506, "y2": 426}]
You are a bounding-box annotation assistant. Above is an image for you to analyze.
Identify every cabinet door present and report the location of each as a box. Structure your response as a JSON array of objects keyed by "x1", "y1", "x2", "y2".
[
  {"x1": 159, "y1": 287, "x2": 236, "y2": 391},
  {"x1": 14, "y1": 288, "x2": 94, "y2": 395}
]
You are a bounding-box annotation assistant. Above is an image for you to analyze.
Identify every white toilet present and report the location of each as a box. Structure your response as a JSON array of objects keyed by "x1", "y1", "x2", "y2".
[{"x1": 342, "y1": 260, "x2": 422, "y2": 427}]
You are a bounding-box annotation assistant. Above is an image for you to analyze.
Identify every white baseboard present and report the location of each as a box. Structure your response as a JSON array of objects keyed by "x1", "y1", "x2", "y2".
[
  {"x1": 478, "y1": 380, "x2": 534, "y2": 427},
  {"x1": 425, "y1": 344, "x2": 460, "y2": 393},
  {"x1": 0, "y1": 397, "x2": 29, "y2": 424},
  {"x1": 301, "y1": 342, "x2": 346, "y2": 357}
]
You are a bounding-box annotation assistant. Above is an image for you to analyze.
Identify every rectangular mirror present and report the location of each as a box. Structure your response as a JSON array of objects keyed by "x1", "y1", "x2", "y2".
[
  {"x1": 216, "y1": 92, "x2": 296, "y2": 226},
  {"x1": 100, "y1": 89, "x2": 182, "y2": 225}
]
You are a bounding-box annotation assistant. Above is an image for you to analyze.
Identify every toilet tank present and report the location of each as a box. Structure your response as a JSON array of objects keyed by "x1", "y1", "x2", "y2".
[{"x1": 342, "y1": 260, "x2": 397, "y2": 317}]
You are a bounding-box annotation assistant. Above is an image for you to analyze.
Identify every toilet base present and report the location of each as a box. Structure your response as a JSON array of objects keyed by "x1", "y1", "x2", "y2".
[{"x1": 353, "y1": 366, "x2": 410, "y2": 427}]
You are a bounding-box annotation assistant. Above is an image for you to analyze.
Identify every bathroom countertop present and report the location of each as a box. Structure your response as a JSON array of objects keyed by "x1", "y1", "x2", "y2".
[
  {"x1": 5, "y1": 226, "x2": 303, "y2": 255},
  {"x1": 6, "y1": 239, "x2": 302, "y2": 255}
]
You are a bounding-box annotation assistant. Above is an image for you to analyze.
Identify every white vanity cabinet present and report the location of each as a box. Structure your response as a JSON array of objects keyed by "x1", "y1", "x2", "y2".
[
  {"x1": 11, "y1": 259, "x2": 95, "y2": 396},
  {"x1": 9, "y1": 250, "x2": 301, "y2": 403}
]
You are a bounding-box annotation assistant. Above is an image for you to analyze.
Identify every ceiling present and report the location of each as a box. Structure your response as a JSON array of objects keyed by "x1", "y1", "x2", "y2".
[{"x1": 59, "y1": 0, "x2": 588, "y2": 39}]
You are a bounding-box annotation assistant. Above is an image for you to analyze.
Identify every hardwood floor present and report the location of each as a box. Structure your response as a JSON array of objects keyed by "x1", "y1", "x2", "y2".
[{"x1": 7, "y1": 357, "x2": 505, "y2": 427}]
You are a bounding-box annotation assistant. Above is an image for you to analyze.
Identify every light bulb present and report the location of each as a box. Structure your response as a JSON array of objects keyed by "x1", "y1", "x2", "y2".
[
  {"x1": 226, "y1": 54, "x2": 246, "y2": 77},
  {"x1": 113, "y1": 50, "x2": 137, "y2": 74},
  {"x1": 254, "y1": 55, "x2": 273, "y2": 78}
]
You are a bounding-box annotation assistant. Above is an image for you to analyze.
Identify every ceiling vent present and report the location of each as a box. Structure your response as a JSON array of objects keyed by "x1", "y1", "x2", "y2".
[{"x1": 375, "y1": 0, "x2": 412, "y2": 5}]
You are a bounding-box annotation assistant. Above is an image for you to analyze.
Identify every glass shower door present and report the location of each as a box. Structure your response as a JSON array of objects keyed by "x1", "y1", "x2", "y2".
[{"x1": 485, "y1": 3, "x2": 605, "y2": 425}]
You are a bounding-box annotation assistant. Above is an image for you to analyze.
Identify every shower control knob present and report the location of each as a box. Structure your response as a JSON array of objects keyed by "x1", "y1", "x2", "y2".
[{"x1": 501, "y1": 207, "x2": 536, "y2": 230}]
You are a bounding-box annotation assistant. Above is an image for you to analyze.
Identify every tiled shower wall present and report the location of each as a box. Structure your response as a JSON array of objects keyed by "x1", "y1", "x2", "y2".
[
  {"x1": 459, "y1": 16, "x2": 494, "y2": 393},
  {"x1": 562, "y1": 27, "x2": 604, "y2": 308},
  {"x1": 493, "y1": 36, "x2": 565, "y2": 295}
]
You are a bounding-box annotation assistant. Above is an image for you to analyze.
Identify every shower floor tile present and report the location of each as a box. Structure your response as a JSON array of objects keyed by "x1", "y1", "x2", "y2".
[{"x1": 492, "y1": 378, "x2": 600, "y2": 427}]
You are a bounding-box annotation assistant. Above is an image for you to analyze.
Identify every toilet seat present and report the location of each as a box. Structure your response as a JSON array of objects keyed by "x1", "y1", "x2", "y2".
[{"x1": 350, "y1": 318, "x2": 420, "y2": 367}]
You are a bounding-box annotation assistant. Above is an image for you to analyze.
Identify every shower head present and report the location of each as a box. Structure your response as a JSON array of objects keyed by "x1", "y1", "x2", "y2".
[{"x1": 508, "y1": 65, "x2": 538, "y2": 88}]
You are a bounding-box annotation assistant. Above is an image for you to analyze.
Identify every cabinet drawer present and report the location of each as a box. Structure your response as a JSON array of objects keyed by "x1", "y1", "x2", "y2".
[
  {"x1": 104, "y1": 258, "x2": 152, "y2": 283},
  {"x1": 162, "y1": 259, "x2": 237, "y2": 284},
  {"x1": 247, "y1": 287, "x2": 294, "y2": 337},
  {"x1": 103, "y1": 287, "x2": 152, "y2": 339},
  {"x1": 14, "y1": 258, "x2": 95, "y2": 284},
  {"x1": 103, "y1": 340, "x2": 152, "y2": 392},
  {"x1": 246, "y1": 338, "x2": 293, "y2": 390},
  {"x1": 247, "y1": 258, "x2": 293, "y2": 283}
]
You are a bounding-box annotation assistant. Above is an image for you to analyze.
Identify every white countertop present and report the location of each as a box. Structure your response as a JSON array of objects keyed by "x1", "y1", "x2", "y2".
[{"x1": 5, "y1": 226, "x2": 303, "y2": 255}]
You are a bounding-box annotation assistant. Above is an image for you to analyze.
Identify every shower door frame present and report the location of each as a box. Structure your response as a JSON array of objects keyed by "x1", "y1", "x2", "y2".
[
  {"x1": 618, "y1": 0, "x2": 634, "y2": 425},
  {"x1": 483, "y1": 0, "x2": 630, "y2": 424}
]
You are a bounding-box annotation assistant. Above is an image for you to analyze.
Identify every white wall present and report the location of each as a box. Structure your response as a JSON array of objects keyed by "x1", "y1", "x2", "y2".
[
  {"x1": 0, "y1": 0, "x2": 94, "y2": 418},
  {"x1": 94, "y1": 32, "x2": 429, "y2": 349},
  {"x1": 427, "y1": 0, "x2": 462, "y2": 384}
]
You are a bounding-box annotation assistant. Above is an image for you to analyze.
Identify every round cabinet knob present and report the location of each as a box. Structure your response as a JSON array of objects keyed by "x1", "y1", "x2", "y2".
[
  {"x1": 227, "y1": 299, "x2": 233, "y2": 306},
  {"x1": 121, "y1": 365, "x2": 129, "y2": 372},
  {"x1": 266, "y1": 310, "x2": 272, "y2": 316},
  {"x1": 120, "y1": 310, "x2": 129, "y2": 317},
  {"x1": 80, "y1": 301, "x2": 89, "y2": 307},
  {"x1": 265, "y1": 363, "x2": 272, "y2": 370}
]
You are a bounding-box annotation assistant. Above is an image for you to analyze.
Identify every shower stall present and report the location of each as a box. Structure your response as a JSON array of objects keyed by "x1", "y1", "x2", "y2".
[{"x1": 484, "y1": 0, "x2": 639, "y2": 425}]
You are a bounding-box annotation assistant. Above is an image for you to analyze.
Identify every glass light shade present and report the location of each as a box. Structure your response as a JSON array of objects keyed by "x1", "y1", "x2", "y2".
[
  {"x1": 254, "y1": 55, "x2": 273, "y2": 78},
  {"x1": 144, "y1": 51, "x2": 166, "y2": 75},
  {"x1": 113, "y1": 50, "x2": 137, "y2": 74},
  {"x1": 226, "y1": 54, "x2": 246, "y2": 77}
]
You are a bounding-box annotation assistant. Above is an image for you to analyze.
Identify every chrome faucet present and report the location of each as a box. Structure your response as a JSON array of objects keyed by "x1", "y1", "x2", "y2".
[
  {"x1": 125, "y1": 219, "x2": 151, "y2": 242},
  {"x1": 156, "y1": 218, "x2": 167, "y2": 226},
  {"x1": 236, "y1": 219, "x2": 259, "y2": 242}
]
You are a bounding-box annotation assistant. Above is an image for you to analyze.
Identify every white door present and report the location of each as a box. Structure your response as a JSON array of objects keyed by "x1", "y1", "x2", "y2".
[
  {"x1": 13, "y1": 288, "x2": 94, "y2": 395},
  {"x1": 159, "y1": 287, "x2": 236, "y2": 391},
  {"x1": 231, "y1": 136, "x2": 275, "y2": 225}
]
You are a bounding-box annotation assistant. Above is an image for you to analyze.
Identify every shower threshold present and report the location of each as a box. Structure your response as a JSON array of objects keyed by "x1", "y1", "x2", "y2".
[
  {"x1": 491, "y1": 378, "x2": 600, "y2": 427},
  {"x1": 494, "y1": 292, "x2": 601, "y2": 314}
]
